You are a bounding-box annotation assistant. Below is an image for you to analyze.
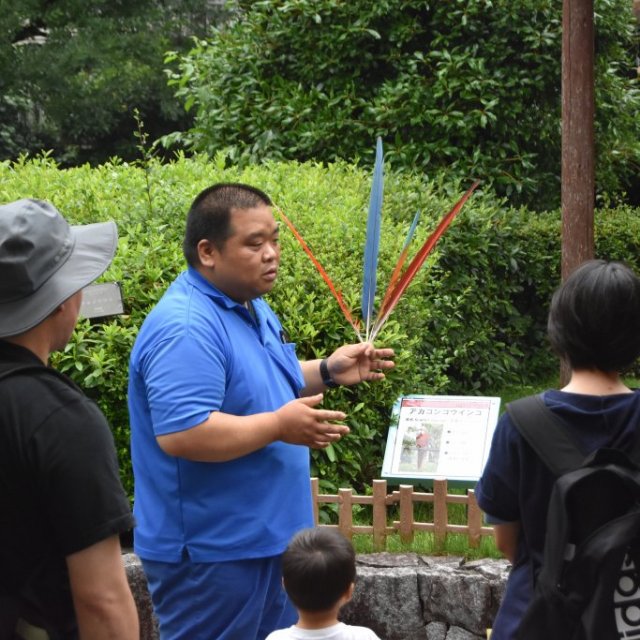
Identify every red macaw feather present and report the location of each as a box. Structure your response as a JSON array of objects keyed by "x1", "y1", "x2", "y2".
[
  {"x1": 370, "y1": 181, "x2": 480, "y2": 341},
  {"x1": 378, "y1": 244, "x2": 411, "y2": 316},
  {"x1": 378, "y1": 210, "x2": 421, "y2": 315},
  {"x1": 275, "y1": 206, "x2": 362, "y2": 339}
]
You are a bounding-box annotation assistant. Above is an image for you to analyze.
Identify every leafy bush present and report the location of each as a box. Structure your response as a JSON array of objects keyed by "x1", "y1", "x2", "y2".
[
  {"x1": 164, "y1": 0, "x2": 640, "y2": 210},
  {"x1": 2, "y1": 156, "x2": 640, "y2": 499}
]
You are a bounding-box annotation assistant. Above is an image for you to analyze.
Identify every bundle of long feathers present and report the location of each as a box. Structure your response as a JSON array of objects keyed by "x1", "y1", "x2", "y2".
[{"x1": 277, "y1": 138, "x2": 479, "y2": 344}]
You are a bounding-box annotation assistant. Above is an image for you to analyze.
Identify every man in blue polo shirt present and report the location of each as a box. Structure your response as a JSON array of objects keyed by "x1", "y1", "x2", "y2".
[{"x1": 128, "y1": 183, "x2": 395, "y2": 640}]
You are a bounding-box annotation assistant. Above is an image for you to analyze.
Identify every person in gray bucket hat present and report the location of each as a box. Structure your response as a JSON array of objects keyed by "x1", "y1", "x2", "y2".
[
  {"x1": 0, "y1": 199, "x2": 138, "y2": 639},
  {"x1": 0, "y1": 198, "x2": 118, "y2": 337}
]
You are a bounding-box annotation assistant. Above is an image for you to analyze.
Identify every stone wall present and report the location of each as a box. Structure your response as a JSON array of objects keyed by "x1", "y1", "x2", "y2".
[{"x1": 124, "y1": 553, "x2": 509, "y2": 640}]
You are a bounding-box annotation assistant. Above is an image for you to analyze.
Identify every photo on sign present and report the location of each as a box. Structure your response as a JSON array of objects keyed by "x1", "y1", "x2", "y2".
[{"x1": 397, "y1": 422, "x2": 443, "y2": 474}]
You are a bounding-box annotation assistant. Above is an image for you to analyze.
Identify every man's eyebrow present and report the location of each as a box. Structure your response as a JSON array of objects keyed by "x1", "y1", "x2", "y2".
[{"x1": 245, "y1": 226, "x2": 279, "y2": 241}]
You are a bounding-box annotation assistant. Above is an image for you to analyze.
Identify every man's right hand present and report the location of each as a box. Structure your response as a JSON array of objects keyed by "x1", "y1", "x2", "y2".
[
  {"x1": 275, "y1": 393, "x2": 349, "y2": 448},
  {"x1": 158, "y1": 394, "x2": 350, "y2": 462}
]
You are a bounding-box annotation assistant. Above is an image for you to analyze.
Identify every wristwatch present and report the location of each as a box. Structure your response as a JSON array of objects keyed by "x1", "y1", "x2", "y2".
[{"x1": 319, "y1": 358, "x2": 339, "y2": 388}]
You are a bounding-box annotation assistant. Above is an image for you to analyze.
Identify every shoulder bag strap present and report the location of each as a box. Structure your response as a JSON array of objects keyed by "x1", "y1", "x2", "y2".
[
  {"x1": 507, "y1": 394, "x2": 586, "y2": 476},
  {"x1": 628, "y1": 411, "x2": 640, "y2": 464}
]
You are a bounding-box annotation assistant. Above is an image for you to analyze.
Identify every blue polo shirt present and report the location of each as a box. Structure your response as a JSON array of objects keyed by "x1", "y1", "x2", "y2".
[
  {"x1": 129, "y1": 268, "x2": 313, "y2": 563},
  {"x1": 476, "y1": 389, "x2": 640, "y2": 640}
]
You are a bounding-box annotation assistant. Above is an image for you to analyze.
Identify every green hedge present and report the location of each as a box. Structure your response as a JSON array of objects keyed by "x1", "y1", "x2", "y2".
[{"x1": 2, "y1": 155, "x2": 640, "y2": 500}]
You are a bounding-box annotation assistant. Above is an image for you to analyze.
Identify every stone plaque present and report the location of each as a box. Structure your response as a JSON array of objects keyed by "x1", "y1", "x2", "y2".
[{"x1": 80, "y1": 282, "x2": 124, "y2": 319}]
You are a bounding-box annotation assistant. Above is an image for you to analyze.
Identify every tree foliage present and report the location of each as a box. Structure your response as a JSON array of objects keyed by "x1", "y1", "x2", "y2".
[
  {"x1": 164, "y1": 0, "x2": 640, "y2": 210},
  {"x1": 0, "y1": 0, "x2": 231, "y2": 165}
]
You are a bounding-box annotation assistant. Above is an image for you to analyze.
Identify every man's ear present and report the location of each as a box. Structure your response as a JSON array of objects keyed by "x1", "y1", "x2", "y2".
[
  {"x1": 49, "y1": 302, "x2": 66, "y2": 318},
  {"x1": 341, "y1": 582, "x2": 355, "y2": 605},
  {"x1": 197, "y1": 239, "x2": 217, "y2": 268}
]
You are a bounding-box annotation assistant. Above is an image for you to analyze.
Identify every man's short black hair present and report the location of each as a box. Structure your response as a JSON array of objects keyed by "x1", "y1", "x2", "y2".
[
  {"x1": 282, "y1": 528, "x2": 356, "y2": 612},
  {"x1": 183, "y1": 183, "x2": 272, "y2": 267},
  {"x1": 547, "y1": 259, "x2": 640, "y2": 372}
]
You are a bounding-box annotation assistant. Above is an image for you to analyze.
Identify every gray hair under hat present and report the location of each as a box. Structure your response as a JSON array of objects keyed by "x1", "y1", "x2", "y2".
[{"x1": 0, "y1": 199, "x2": 117, "y2": 338}]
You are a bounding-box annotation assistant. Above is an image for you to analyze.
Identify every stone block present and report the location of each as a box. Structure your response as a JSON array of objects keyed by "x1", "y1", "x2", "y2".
[
  {"x1": 342, "y1": 566, "x2": 427, "y2": 640},
  {"x1": 123, "y1": 553, "x2": 159, "y2": 640}
]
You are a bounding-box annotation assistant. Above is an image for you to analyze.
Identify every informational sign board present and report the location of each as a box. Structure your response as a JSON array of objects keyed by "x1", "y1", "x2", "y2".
[
  {"x1": 381, "y1": 394, "x2": 501, "y2": 487},
  {"x1": 80, "y1": 282, "x2": 124, "y2": 319}
]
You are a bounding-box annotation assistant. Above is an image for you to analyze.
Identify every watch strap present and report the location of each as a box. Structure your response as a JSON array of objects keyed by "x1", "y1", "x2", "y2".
[{"x1": 319, "y1": 358, "x2": 339, "y2": 388}]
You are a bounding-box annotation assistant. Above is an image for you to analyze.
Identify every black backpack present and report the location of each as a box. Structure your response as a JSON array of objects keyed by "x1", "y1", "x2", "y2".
[{"x1": 507, "y1": 394, "x2": 640, "y2": 640}]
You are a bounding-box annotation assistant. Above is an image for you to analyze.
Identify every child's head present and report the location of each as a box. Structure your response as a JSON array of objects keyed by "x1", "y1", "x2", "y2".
[
  {"x1": 547, "y1": 259, "x2": 640, "y2": 372},
  {"x1": 282, "y1": 527, "x2": 356, "y2": 612}
]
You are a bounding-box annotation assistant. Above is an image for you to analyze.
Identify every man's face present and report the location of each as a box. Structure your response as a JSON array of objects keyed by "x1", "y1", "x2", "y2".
[{"x1": 207, "y1": 205, "x2": 281, "y2": 303}]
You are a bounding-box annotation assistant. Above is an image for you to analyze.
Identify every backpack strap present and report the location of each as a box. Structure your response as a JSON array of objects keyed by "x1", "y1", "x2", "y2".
[
  {"x1": 627, "y1": 414, "x2": 640, "y2": 463},
  {"x1": 507, "y1": 394, "x2": 587, "y2": 476}
]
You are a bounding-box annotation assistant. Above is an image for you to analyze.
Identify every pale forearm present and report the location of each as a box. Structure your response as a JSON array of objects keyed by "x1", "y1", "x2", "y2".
[
  {"x1": 157, "y1": 397, "x2": 348, "y2": 462},
  {"x1": 75, "y1": 589, "x2": 139, "y2": 640},
  {"x1": 493, "y1": 521, "x2": 521, "y2": 563},
  {"x1": 157, "y1": 411, "x2": 281, "y2": 462},
  {"x1": 67, "y1": 536, "x2": 139, "y2": 640},
  {"x1": 300, "y1": 359, "x2": 325, "y2": 395}
]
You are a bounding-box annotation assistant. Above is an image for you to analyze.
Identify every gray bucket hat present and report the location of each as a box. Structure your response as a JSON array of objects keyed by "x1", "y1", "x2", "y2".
[{"x1": 0, "y1": 199, "x2": 118, "y2": 338}]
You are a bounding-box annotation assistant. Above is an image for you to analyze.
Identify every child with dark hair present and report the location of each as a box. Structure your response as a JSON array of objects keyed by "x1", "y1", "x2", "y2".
[
  {"x1": 476, "y1": 259, "x2": 640, "y2": 639},
  {"x1": 266, "y1": 528, "x2": 381, "y2": 640}
]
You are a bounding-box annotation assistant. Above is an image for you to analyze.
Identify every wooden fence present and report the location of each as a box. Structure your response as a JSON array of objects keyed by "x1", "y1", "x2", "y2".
[{"x1": 311, "y1": 478, "x2": 494, "y2": 552}]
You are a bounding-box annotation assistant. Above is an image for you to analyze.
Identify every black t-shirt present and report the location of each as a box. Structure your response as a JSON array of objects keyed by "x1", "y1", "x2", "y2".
[{"x1": 0, "y1": 340, "x2": 134, "y2": 634}]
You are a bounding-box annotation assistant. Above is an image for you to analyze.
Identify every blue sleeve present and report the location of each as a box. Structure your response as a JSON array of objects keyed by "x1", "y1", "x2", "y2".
[
  {"x1": 140, "y1": 331, "x2": 227, "y2": 436},
  {"x1": 475, "y1": 412, "x2": 522, "y2": 523}
]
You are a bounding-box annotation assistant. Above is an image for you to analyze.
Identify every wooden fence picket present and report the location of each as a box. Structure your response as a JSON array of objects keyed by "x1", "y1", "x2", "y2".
[{"x1": 309, "y1": 477, "x2": 493, "y2": 550}]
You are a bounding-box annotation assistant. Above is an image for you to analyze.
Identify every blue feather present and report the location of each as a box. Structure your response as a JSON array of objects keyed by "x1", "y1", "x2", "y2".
[
  {"x1": 361, "y1": 137, "x2": 384, "y2": 338},
  {"x1": 402, "y1": 210, "x2": 421, "y2": 252},
  {"x1": 377, "y1": 210, "x2": 421, "y2": 319}
]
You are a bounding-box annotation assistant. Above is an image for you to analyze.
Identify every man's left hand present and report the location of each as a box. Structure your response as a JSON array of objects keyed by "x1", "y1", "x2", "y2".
[{"x1": 327, "y1": 343, "x2": 395, "y2": 387}]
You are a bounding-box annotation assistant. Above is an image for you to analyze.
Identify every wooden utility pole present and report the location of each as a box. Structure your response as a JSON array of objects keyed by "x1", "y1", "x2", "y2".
[
  {"x1": 560, "y1": 0, "x2": 595, "y2": 385},
  {"x1": 561, "y1": 0, "x2": 595, "y2": 281}
]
